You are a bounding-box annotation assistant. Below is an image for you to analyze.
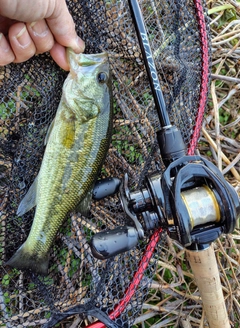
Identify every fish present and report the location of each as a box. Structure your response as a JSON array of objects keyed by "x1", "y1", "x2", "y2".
[{"x1": 6, "y1": 49, "x2": 113, "y2": 275}]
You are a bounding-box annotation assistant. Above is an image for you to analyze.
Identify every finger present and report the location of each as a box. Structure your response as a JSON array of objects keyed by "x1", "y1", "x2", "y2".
[
  {"x1": 8, "y1": 22, "x2": 36, "y2": 63},
  {"x1": 46, "y1": 0, "x2": 85, "y2": 53},
  {"x1": 50, "y1": 42, "x2": 70, "y2": 71},
  {"x1": 0, "y1": 16, "x2": 16, "y2": 35},
  {"x1": 0, "y1": 32, "x2": 15, "y2": 65},
  {"x1": 26, "y1": 20, "x2": 54, "y2": 54}
]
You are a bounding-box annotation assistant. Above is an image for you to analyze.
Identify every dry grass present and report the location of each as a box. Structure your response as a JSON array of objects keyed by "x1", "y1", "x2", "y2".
[{"x1": 135, "y1": 1, "x2": 240, "y2": 327}]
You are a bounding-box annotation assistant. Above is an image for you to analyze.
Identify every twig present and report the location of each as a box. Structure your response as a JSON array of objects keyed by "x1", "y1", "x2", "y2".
[
  {"x1": 210, "y1": 144, "x2": 218, "y2": 163},
  {"x1": 69, "y1": 315, "x2": 82, "y2": 328},
  {"x1": 211, "y1": 74, "x2": 240, "y2": 84},
  {"x1": 212, "y1": 28, "x2": 240, "y2": 42},
  {"x1": 209, "y1": 132, "x2": 240, "y2": 148},
  {"x1": 212, "y1": 32, "x2": 240, "y2": 46},
  {"x1": 180, "y1": 317, "x2": 192, "y2": 328},
  {"x1": 136, "y1": 315, "x2": 179, "y2": 328},
  {"x1": 217, "y1": 83, "x2": 240, "y2": 109},
  {"x1": 210, "y1": 10, "x2": 224, "y2": 26},
  {"x1": 202, "y1": 127, "x2": 240, "y2": 181},
  {"x1": 151, "y1": 282, "x2": 200, "y2": 302},
  {"x1": 151, "y1": 311, "x2": 201, "y2": 327},
  {"x1": 133, "y1": 310, "x2": 160, "y2": 324},
  {"x1": 211, "y1": 81, "x2": 222, "y2": 170},
  {"x1": 222, "y1": 153, "x2": 240, "y2": 175},
  {"x1": 199, "y1": 312, "x2": 205, "y2": 328},
  {"x1": 225, "y1": 37, "x2": 240, "y2": 56},
  {"x1": 228, "y1": 0, "x2": 240, "y2": 12},
  {"x1": 151, "y1": 259, "x2": 194, "y2": 280},
  {"x1": 219, "y1": 19, "x2": 240, "y2": 34},
  {"x1": 216, "y1": 239, "x2": 240, "y2": 286},
  {"x1": 221, "y1": 116, "x2": 240, "y2": 129}
]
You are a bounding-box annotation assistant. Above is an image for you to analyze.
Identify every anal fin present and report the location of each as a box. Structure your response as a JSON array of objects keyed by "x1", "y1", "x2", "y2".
[
  {"x1": 76, "y1": 189, "x2": 93, "y2": 217},
  {"x1": 17, "y1": 176, "x2": 38, "y2": 216}
]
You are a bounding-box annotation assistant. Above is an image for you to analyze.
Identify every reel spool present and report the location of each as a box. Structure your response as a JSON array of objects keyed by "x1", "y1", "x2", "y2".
[{"x1": 91, "y1": 155, "x2": 240, "y2": 259}]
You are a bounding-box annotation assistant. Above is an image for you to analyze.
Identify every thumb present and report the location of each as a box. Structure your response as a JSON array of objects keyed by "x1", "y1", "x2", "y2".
[{"x1": 46, "y1": 0, "x2": 85, "y2": 53}]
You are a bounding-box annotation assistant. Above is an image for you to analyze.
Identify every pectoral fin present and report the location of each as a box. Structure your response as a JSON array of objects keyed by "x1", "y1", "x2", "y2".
[
  {"x1": 76, "y1": 189, "x2": 93, "y2": 217},
  {"x1": 17, "y1": 176, "x2": 38, "y2": 216}
]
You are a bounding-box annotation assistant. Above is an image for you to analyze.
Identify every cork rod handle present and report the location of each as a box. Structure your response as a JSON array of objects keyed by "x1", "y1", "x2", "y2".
[{"x1": 186, "y1": 244, "x2": 230, "y2": 328}]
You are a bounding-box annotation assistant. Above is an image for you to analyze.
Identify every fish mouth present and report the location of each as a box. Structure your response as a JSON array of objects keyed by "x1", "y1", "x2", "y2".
[{"x1": 67, "y1": 49, "x2": 108, "y2": 67}]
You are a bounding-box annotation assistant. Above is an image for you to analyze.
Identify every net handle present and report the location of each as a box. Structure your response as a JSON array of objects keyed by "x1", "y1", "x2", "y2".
[
  {"x1": 186, "y1": 245, "x2": 230, "y2": 328},
  {"x1": 188, "y1": 0, "x2": 210, "y2": 155}
]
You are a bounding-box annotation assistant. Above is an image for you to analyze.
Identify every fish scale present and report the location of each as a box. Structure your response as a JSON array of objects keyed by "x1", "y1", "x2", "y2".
[{"x1": 6, "y1": 50, "x2": 112, "y2": 275}]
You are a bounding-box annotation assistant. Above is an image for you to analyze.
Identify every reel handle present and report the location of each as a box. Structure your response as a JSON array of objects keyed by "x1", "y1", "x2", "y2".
[
  {"x1": 93, "y1": 177, "x2": 121, "y2": 200},
  {"x1": 90, "y1": 226, "x2": 139, "y2": 260},
  {"x1": 186, "y1": 245, "x2": 230, "y2": 328}
]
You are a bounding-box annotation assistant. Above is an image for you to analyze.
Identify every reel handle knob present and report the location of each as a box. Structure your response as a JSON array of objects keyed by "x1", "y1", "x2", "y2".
[
  {"x1": 92, "y1": 178, "x2": 121, "y2": 200},
  {"x1": 90, "y1": 226, "x2": 139, "y2": 260}
]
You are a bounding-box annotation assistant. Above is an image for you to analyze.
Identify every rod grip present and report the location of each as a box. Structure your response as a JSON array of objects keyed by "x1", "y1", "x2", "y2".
[{"x1": 186, "y1": 245, "x2": 230, "y2": 328}]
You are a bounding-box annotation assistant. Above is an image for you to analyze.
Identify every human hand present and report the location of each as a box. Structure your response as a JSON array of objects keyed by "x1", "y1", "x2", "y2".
[{"x1": 0, "y1": 0, "x2": 85, "y2": 70}]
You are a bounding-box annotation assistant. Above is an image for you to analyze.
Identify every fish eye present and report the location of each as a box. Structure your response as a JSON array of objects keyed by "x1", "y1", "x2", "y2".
[{"x1": 97, "y1": 72, "x2": 108, "y2": 84}]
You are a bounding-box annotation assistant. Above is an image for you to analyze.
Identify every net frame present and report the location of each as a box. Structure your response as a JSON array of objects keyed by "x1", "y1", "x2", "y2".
[{"x1": 0, "y1": 0, "x2": 211, "y2": 327}]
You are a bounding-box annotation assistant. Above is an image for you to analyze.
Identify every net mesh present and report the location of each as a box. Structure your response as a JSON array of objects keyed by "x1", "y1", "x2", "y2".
[{"x1": 0, "y1": 0, "x2": 210, "y2": 327}]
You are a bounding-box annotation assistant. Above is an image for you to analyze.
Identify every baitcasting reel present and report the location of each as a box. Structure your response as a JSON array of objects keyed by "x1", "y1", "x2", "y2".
[
  {"x1": 88, "y1": 0, "x2": 240, "y2": 261},
  {"x1": 90, "y1": 155, "x2": 240, "y2": 260}
]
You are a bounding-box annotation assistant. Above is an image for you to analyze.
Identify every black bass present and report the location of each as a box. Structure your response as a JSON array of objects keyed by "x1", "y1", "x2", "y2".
[{"x1": 7, "y1": 50, "x2": 112, "y2": 275}]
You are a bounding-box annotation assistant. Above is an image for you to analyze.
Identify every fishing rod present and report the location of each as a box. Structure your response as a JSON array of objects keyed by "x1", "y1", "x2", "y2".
[
  {"x1": 89, "y1": 1, "x2": 240, "y2": 327},
  {"x1": 128, "y1": 0, "x2": 186, "y2": 167}
]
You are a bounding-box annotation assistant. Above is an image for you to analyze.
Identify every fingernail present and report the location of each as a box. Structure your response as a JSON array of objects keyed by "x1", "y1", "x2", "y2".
[
  {"x1": 77, "y1": 37, "x2": 85, "y2": 52},
  {"x1": 15, "y1": 26, "x2": 31, "y2": 48},
  {"x1": 0, "y1": 33, "x2": 11, "y2": 52},
  {"x1": 72, "y1": 36, "x2": 85, "y2": 53},
  {"x1": 30, "y1": 21, "x2": 48, "y2": 37}
]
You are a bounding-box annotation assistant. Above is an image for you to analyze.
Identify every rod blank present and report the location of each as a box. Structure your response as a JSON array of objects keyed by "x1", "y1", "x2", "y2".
[{"x1": 128, "y1": 0, "x2": 171, "y2": 127}]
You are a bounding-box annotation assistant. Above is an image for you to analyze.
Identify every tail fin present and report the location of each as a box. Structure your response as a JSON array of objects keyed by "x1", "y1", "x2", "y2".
[{"x1": 6, "y1": 243, "x2": 49, "y2": 276}]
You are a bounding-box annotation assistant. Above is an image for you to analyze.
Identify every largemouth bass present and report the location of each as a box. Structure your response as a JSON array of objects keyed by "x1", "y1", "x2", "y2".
[{"x1": 7, "y1": 50, "x2": 112, "y2": 275}]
